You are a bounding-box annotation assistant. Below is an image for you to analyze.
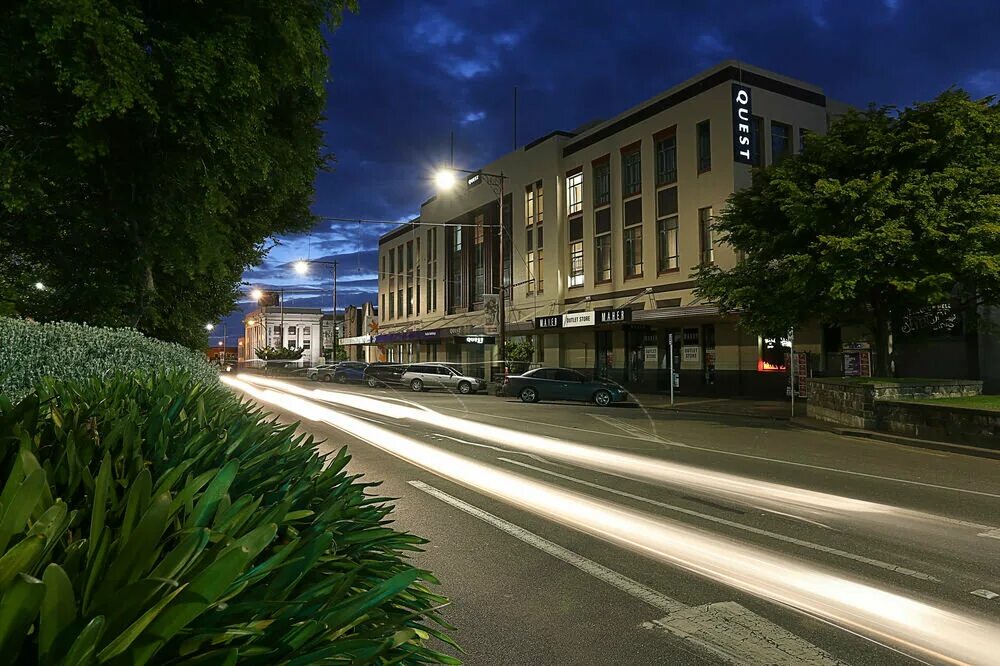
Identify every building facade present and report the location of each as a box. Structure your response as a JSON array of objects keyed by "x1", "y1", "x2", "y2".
[
  {"x1": 242, "y1": 307, "x2": 324, "y2": 366},
  {"x1": 374, "y1": 61, "x2": 856, "y2": 395}
]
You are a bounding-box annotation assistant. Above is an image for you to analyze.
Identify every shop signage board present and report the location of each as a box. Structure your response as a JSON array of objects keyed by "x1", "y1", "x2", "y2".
[
  {"x1": 535, "y1": 315, "x2": 562, "y2": 329},
  {"x1": 643, "y1": 346, "x2": 658, "y2": 362},
  {"x1": 681, "y1": 346, "x2": 700, "y2": 363},
  {"x1": 563, "y1": 311, "x2": 596, "y2": 328},
  {"x1": 842, "y1": 350, "x2": 872, "y2": 377},
  {"x1": 596, "y1": 308, "x2": 632, "y2": 324},
  {"x1": 731, "y1": 83, "x2": 753, "y2": 164},
  {"x1": 460, "y1": 336, "x2": 495, "y2": 345}
]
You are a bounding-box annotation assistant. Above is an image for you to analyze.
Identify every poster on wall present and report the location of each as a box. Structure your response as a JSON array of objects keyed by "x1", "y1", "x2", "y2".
[
  {"x1": 681, "y1": 346, "x2": 700, "y2": 363},
  {"x1": 842, "y1": 342, "x2": 873, "y2": 377},
  {"x1": 644, "y1": 346, "x2": 658, "y2": 362}
]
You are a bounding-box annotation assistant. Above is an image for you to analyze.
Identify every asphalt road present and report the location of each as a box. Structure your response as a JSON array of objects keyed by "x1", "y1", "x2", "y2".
[{"x1": 225, "y1": 375, "x2": 1000, "y2": 666}]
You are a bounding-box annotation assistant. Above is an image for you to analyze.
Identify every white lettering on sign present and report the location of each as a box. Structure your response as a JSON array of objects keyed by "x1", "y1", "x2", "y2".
[
  {"x1": 465, "y1": 336, "x2": 484, "y2": 344},
  {"x1": 597, "y1": 309, "x2": 631, "y2": 323},
  {"x1": 536, "y1": 316, "x2": 561, "y2": 328},
  {"x1": 732, "y1": 83, "x2": 753, "y2": 164}
]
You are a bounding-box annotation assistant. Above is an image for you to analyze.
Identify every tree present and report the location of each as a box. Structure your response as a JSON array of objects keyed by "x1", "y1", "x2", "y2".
[
  {"x1": 695, "y1": 90, "x2": 1000, "y2": 375},
  {"x1": 0, "y1": 1, "x2": 357, "y2": 348},
  {"x1": 504, "y1": 338, "x2": 535, "y2": 374}
]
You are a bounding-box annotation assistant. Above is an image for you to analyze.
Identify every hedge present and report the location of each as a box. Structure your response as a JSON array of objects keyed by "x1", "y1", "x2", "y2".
[
  {"x1": 0, "y1": 372, "x2": 458, "y2": 664},
  {"x1": 0, "y1": 317, "x2": 218, "y2": 403}
]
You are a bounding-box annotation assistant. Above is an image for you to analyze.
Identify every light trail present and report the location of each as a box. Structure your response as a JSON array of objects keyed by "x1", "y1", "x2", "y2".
[
  {"x1": 225, "y1": 375, "x2": 1000, "y2": 665},
  {"x1": 233, "y1": 376, "x2": 987, "y2": 541}
]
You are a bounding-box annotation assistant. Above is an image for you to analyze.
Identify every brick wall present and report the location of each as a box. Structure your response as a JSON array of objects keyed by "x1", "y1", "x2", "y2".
[
  {"x1": 875, "y1": 400, "x2": 1000, "y2": 449},
  {"x1": 808, "y1": 378, "x2": 983, "y2": 430}
]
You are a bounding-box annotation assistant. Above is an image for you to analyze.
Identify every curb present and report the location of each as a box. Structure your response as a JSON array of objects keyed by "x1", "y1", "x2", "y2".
[
  {"x1": 788, "y1": 419, "x2": 1000, "y2": 460},
  {"x1": 644, "y1": 404, "x2": 796, "y2": 422}
]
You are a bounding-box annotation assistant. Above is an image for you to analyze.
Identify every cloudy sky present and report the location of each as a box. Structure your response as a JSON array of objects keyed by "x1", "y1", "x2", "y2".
[{"x1": 219, "y1": 0, "x2": 1000, "y2": 337}]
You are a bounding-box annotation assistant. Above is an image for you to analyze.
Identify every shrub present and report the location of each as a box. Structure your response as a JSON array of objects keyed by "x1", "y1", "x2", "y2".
[
  {"x1": 0, "y1": 317, "x2": 218, "y2": 403},
  {"x1": 0, "y1": 372, "x2": 458, "y2": 664},
  {"x1": 254, "y1": 346, "x2": 304, "y2": 361}
]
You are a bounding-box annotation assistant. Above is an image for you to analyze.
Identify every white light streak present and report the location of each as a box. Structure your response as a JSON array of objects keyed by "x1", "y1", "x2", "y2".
[{"x1": 224, "y1": 375, "x2": 1000, "y2": 665}]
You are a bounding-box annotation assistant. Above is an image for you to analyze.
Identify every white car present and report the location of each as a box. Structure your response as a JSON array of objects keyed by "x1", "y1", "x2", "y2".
[{"x1": 401, "y1": 363, "x2": 486, "y2": 394}]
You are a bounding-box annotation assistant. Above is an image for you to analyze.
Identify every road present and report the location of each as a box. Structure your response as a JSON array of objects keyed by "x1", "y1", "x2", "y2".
[{"x1": 224, "y1": 374, "x2": 1000, "y2": 665}]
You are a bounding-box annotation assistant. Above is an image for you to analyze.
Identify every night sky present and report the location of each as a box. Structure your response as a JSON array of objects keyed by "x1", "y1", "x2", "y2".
[{"x1": 218, "y1": 0, "x2": 1000, "y2": 340}]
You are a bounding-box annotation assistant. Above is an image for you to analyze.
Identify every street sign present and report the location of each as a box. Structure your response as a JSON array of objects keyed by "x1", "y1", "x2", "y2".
[
  {"x1": 467, "y1": 171, "x2": 483, "y2": 189},
  {"x1": 535, "y1": 315, "x2": 562, "y2": 329},
  {"x1": 562, "y1": 311, "x2": 595, "y2": 328}
]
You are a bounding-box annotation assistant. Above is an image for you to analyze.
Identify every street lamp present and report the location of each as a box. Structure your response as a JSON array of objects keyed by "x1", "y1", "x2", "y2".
[
  {"x1": 34, "y1": 282, "x2": 45, "y2": 291},
  {"x1": 250, "y1": 288, "x2": 263, "y2": 301},
  {"x1": 205, "y1": 323, "x2": 214, "y2": 332},
  {"x1": 434, "y1": 166, "x2": 508, "y2": 375},
  {"x1": 294, "y1": 259, "x2": 339, "y2": 358}
]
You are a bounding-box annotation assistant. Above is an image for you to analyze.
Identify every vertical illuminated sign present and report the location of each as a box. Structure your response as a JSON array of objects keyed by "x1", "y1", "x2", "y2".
[{"x1": 732, "y1": 83, "x2": 753, "y2": 164}]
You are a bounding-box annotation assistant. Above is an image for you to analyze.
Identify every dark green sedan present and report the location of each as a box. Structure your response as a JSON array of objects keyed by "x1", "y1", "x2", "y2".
[{"x1": 503, "y1": 367, "x2": 630, "y2": 406}]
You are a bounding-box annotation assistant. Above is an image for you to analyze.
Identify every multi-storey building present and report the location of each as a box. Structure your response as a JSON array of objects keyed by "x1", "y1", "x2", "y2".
[
  {"x1": 242, "y1": 307, "x2": 324, "y2": 366},
  {"x1": 375, "y1": 61, "x2": 851, "y2": 395}
]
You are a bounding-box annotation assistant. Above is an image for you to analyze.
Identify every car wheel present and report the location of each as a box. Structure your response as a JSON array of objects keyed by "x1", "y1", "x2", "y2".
[
  {"x1": 336, "y1": 374, "x2": 348, "y2": 384},
  {"x1": 367, "y1": 376, "x2": 379, "y2": 388},
  {"x1": 410, "y1": 378, "x2": 424, "y2": 392},
  {"x1": 594, "y1": 389, "x2": 612, "y2": 407},
  {"x1": 321, "y1": 374, "x2": 333, "y2": 383},
  {"x1": 519, "y1": 387, "x2": 538, "y2": 403},
  {"x1": 457, "y1": 381, "x2": 472, "y2": 395}
]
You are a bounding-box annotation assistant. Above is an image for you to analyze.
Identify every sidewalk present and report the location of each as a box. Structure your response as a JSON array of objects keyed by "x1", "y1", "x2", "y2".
[
  {"x1": 631, "y1": 393, "x2": 805, "y2": 420},
  {"x1": 629, "y1": 392, "x2": 1000, "y2": 460}
]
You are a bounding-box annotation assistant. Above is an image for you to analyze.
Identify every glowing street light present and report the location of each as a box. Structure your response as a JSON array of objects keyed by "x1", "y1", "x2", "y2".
[
  {"x1": 434, "y1": 169, "x2": 457, "y2": 191},
  {"x1": 294, "y1": 260, "x2": 310, "y2": 275},
  {"x1": 205, "y1": 323, "x2": 214, "y2": 331},
  {"x1": 250, "y1": 288, "x2": 263, "y2": 301},
  {"x1": 34, "y1": 282, "x2": 45, "y2": 291}
]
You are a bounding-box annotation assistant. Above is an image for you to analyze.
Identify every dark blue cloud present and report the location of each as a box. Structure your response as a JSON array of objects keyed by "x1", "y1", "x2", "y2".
[{"x1": 232, "y1": 0, "x2": 1000, "y2": 340}]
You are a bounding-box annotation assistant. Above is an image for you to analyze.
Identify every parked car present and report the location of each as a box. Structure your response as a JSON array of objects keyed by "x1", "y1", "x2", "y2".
[
  {"x1": 321, "y1": 361, "x2": 368, "y2": 384},
  {"x1": 504, "y1": 367, "x2": 629, "y2": 406},
  {"x1": 363, "y1": 363, "x2": 409, "y2": 387},
  {"x1": 306, "y1": 364, "x2": 338, "y2": 381},
  {"x1": 401, "y1": 363, "x2": 486, "y2": 394}
]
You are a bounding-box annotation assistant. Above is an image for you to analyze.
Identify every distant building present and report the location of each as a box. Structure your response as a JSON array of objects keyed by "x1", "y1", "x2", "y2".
[
  {"x1": 243, "y1": 306, "x2": 324, "y2": 366},
  {"x1": 340, "y1": 302, "x2": 379, "y2": 362}
]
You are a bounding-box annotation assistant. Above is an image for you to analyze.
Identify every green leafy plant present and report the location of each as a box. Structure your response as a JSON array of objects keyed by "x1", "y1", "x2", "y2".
[
  {"x1": 0, "y1": 372, "x2": 459, "y2": 664},
  {"x1": 253, "y1": 346, "x2": 305, "y2": 361},
  {"x1": 503, "y1": 339, "x2": 535, "y2": 375},
  {"x1": 0, "y1": 317, "x2": 218, "y2": 404}
]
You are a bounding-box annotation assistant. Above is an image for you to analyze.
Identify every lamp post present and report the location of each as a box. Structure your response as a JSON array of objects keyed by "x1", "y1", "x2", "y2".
[
  {"x1": 295, "y1": 259, "x2": 338, "y2": 359},
  {"x1": 434, "y1": 167, "x2": 508, "y2": 376}
]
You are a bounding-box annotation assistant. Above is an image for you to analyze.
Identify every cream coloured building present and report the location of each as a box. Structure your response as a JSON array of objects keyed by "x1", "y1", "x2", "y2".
[{"x1": 375, "y1": 61, "x2": 850, "y2": 395}]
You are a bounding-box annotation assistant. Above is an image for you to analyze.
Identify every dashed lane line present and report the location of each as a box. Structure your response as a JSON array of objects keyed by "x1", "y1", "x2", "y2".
[
  {"x1": 410, "y1": 479, "x2": 847, "y2": 665},
  {"x1": 497, "y1": 457, "x2": 943, "y2": 584}
]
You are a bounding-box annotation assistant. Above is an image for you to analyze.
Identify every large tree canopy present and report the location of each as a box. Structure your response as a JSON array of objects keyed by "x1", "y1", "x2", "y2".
[
  {"x1": 0, "y1": 0, "x2": 356, "y2": 347},
  {"x1": 695, "y1": 90, "x2": 1000, "y2": 375}
]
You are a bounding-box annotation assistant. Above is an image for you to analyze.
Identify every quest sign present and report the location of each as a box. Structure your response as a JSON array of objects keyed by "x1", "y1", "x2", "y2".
[{"x1": 731, "y1": 83, "x2": 753, "y2": 164}]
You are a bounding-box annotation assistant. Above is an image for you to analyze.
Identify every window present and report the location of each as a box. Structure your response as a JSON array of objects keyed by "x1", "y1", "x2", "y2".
[
  {"x1": 624, "y1": 226, "x2": 642, "y2": 278},
  {"x1": 427, "y1": 228, "x2": 438, "y2": 313},
  {"x1": 771, "y1": 121, "x2": 791, "y2": 164},
  {"x1": 473, "y1": 214, "x2": 485, "y2": 303},
  {"x1": 656, "y1": 185, "x2": 679, "y2": 273},
  {"x1": 448, "y1": 224, "x2": 464, "y2": 310},
  {"x1": 655, "y1": 132, "x2": 677, "y2": 185},
  {"x1": 798, "y1": 127, "x2": 809, "y2": 154},
  {"x1": 569, "y1": 242, "x2": 584, "y2": 287},
  {"x1": 697, "y1": 120, "x2": 711, "y2": 173},
  {"x1": 406, "y1": 240, "x2": 414, "y2": 316},
  {"x1": 525, "y1": 181, "x2": 543, "y2": 294},
  {"x1": 388, "y1": 248, "x2": 395, "y2": 319},
  {"x1": 273, "y1": 325, "x2": 281, "y2": 336},
  {"x1": 381, "y1": 294, "x2": 386, "y2": 319},
  {"x1": 750, "y1": 116, "x2": 764, "y2": 166},
  {"x1": 657, "y1": 216, "x2": 679, "y2": 273},
  {"x1": 622, "y1": 149, "x2": 641, "y2": 197},
  {"x1": 303, "y1": 328, "x2": 310, "y2": 337},
  {"x1": 594, "y1": 207, "x2": 612, "y2": 283},
  {"x1": 287, "y1": 326, "x2": 295, "y2": 335},
  {"x1": 699, "y1": 206, "x2": 714, "y2": 265},
  {"x1": 303, "y1": 340, "x2": 311, "y2": 350},
  {"x1": 567, "y1": 171, "x2": 583, "y2": 214},
  {"x1": 593, "y1": 160, "x2": 610, "y2": 206}
]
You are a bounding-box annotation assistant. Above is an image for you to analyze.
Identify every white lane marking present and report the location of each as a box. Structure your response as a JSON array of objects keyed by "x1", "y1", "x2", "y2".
[
  {"x1": 971, "y1": 589, "x2": 999, "y2": 600},
  {"x1": 407, "y1": 480, "x2": 686, "y2": 614},
  {"x1": 589, "y1": 413, "x2": 671, "y2": 443},
  {"x1": 650, "y1": 602, "x2": 850, "y2": 666},
  {"x1": 439, "y1": 406, "x2": 1000, "y2": 502},
  {"x1": 498, "y1": 458, "x2": 942, "y2": 584},
  {"x1": 410, "y1": 479, "x2": 845, "y2": 666},
  {"x1": 429, "y1": 433, "x2": 563, "y2": 467},
  {"x1": 978, "y1": 528, "x2": 1000, "y2": 540}
]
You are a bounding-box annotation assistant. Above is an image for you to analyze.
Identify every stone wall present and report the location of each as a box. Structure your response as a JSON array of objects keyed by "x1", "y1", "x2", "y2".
[
  {"x1": 875, "y1": 400, "x2": 1000, "y2": 449},
  {"x1": 808, "y1": 378, "x2": 983, "y2": 430}
]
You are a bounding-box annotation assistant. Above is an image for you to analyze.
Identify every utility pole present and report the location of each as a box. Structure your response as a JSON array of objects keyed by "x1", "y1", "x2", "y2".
[
  {"x1": 332, "y1": 260, "x2": 338, "y2": 357},
  {"x1": 498, "y1": 171, "x2": 506, "y2": 377}
]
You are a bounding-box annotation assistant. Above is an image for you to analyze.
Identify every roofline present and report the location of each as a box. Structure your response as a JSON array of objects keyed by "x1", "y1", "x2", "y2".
[
  {"x1": 378, "y1": 217, "x2": 421, "y2": 245},
  {"x1": 563, "y1": 61, "x2": 826, "y2": 158}
]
